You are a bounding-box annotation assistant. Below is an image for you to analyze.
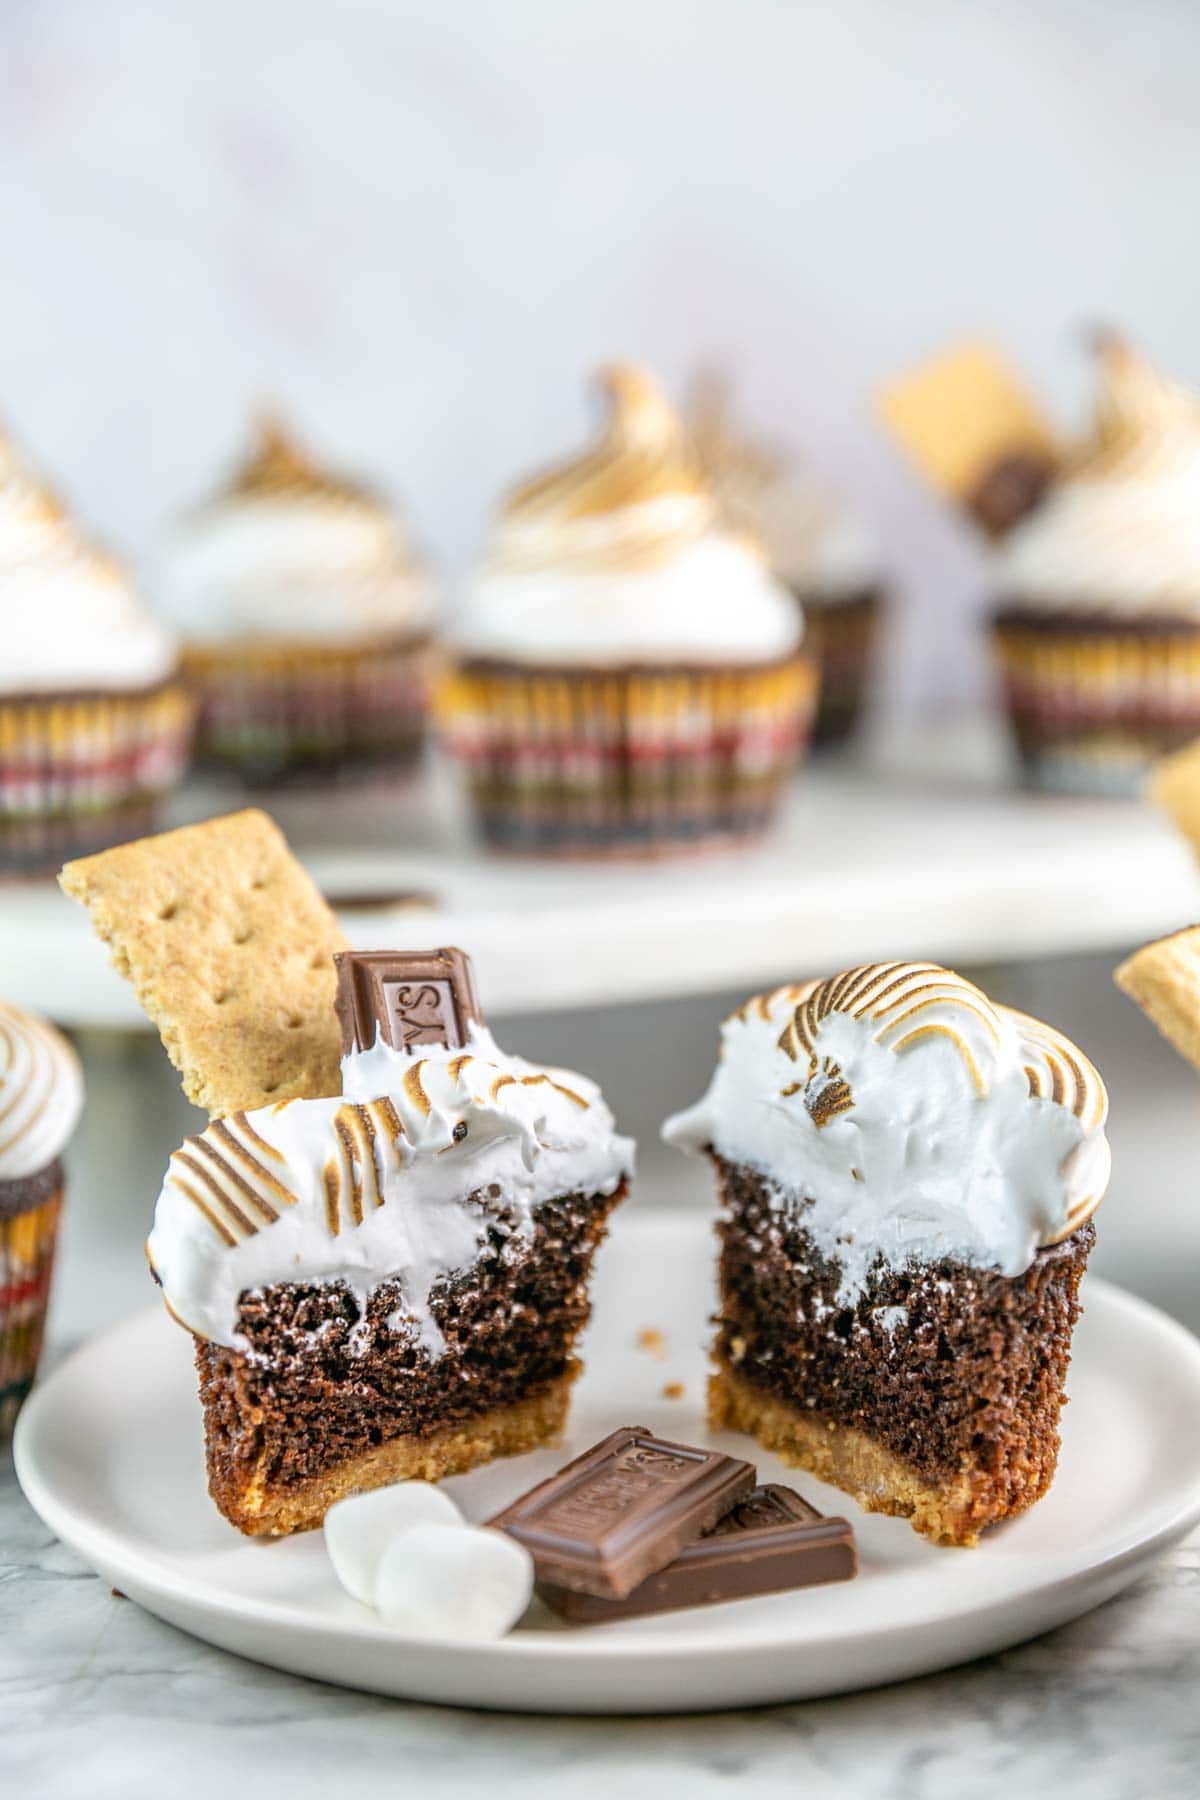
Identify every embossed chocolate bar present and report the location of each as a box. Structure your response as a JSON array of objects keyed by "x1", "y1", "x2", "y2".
[
  {"x1": 538, "y1": 1483, "x2": 857, "y2": 1622},
  {"x1": 488, "y1": 1427, "x2": 756, "y2": 1600},
  {"x1": 334, "y1": 947, "x2": 483, "y2": 1055}
]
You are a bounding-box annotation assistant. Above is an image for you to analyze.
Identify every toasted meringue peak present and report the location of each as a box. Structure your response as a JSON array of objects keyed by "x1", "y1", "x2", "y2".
[
  {"x1": 0, "y1": 427, "x2": 177, "y2": 694},
  {"x1": 664, "y1": 962, "x2": 1109, "y2": 1297},
  {"x1": 228, "y1": 413, "x2": 379, "y2": 509},
  {"x1": 0, "y1": 1001, "x2": 84, "y2": 1180},
  {"x1": 146, "y1": 1023, "x2": 632, "y2": 1350},
  {"x1": 152, "y1": 413, "x2": 433, "y2": 646},
  {"x1": 494, "y1": 363, "x2": 715, "y2": 572},
  {"x1": 999, "y1": 339, "x2": 1200, "y2": 612}
]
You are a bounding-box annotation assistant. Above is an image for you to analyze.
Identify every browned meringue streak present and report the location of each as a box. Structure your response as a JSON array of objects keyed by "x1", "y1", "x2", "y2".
[
  {"x1": 1068, "y1": 338, "x2": 1200, "y2": 484},
  {"x1": 494, "y1": 364, "x2": 716, "y2": 572},
  {"x1": 228, "y1": 413, "x2": 378, "y2": 509}
]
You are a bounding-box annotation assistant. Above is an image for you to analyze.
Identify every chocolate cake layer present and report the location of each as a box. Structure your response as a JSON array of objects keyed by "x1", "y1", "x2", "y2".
[
  {"x1": 712, "y1": 1157, "x2": 1092, "y2": 1528},
  {"x1": 195, "y1": 1185, "x2": 622, "y2": 1531}
]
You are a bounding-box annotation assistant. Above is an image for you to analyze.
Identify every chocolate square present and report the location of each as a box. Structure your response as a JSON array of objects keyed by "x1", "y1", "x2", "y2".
[{"x1": 334, "y1": 948, "x2": 483, "y2": 1055}]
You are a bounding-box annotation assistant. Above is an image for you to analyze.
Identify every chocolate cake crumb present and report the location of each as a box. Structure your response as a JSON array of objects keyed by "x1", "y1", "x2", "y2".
[
  {"x1": 713, "y1": 1156, "x2": 1092, "y2": 1504},
  {"x1": 195, "y1": 1188, "x2": 619, "y2": 1519}
]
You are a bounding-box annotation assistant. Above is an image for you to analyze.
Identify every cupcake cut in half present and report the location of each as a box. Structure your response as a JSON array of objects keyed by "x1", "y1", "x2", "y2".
[
  {"x1": 61, "y1": 810, "x2": 632, "y2": 1536},
  {"x1": 438, "y1": 364, "x2": 816, "y2": 856},
  {"x1": 687, "y1": 373, "x2": 885, "y2": 749},
  {"x1": 152, "y1": 415, "x2": 437, "y2": 787},
  {"x1": 664, "y1": 962, "x2": 1109, "y2": 1546},
  {"x1": 0, "y1": 429, "x2": 191, "y2": 876}
]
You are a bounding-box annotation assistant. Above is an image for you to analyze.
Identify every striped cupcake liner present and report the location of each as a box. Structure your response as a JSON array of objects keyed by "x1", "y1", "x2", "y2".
[
  {"x1": 798, "y1": 591, "x2": 882, "y2": 748},
  {"x1": 436, "y1": 656, "x2": 818, "y2": 855},
  {"x1": 0, "y1": 683, "x2": 194, "y2": 877},
  {"x1": 184, "y1": 636, "x2": 435, "y2": 786},
  {"x1": 992, "y1": 613, "x2": 1200, "y2": 795},
  {"x1": 0, "y1": 1181, "x2": 62, "y2": 1438}
]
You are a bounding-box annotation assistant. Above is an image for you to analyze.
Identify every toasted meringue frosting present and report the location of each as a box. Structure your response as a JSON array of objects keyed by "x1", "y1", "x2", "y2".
[
  {"x1": 688, "y1": 377, "x2": 880, "y2": 601},
  {"x1": 151, "y1": 417, "x2": 434, "y2": 647},
  {"x1": 0, "y1": 1002, "x2": 84, "y2": 1180},
  {"x1": 146, "y1": 1023, "x2": 633, "y2": 1351},
  {"x1": 456, "y1": 366, "x2": 802, "y2": 665},
  {"x1": 998, "y1": 341, "x2": 1200, "y2": 615},
  {"x1": 0, "y1": 432, "x2": 177, "y2": 695},
  {"x1": 663, "y1": 962, "x2": 1108, "y2": 1301}
]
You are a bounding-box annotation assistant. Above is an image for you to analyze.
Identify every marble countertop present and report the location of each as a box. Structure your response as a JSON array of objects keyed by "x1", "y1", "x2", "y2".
[{"x1": 4, "y1": 1455, "x2": 1197, "y2": 1800}]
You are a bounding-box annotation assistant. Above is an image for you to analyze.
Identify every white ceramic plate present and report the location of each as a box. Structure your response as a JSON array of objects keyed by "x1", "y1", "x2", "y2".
[{"x1": 15, "y1": 1211, "x2": 1200, "y2": 1713}]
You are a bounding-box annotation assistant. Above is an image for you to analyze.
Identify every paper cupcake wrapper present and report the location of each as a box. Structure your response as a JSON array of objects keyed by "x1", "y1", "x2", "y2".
[
  {"x1": 184, "y1": 637, "x2": 434, "y2": 784},
  {"x1": 0, "y1": 1182, "x2": 62, "y2": 1438},
  {"x1": 992, "y1": 615, "x2": 1200, "y2": 794},
  {"x1": 0, "y1": 683, "x2": 194, "y2": 875},
  {"x1": 799, "y1": 591, "x2": 882, "y2": 748},
  {"x1": 436, "y1": 657, "x2": 817, "y2": 855}
]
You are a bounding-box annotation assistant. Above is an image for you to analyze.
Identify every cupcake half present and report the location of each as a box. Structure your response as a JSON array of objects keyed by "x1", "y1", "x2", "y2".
[
  {"x1": 153, "y1": 417, "x2": 436, "y2": 786},
  {"x1": 0, "y1": 432, "x2": 191, "y2": 876},
  {"x1": 689, "y1": 378, "x2": 884, "y2": 747},
  {"x1": 665, "y1": 962, "x2": 1109, "y2": 1545},
  {"x1": 438, "y1": 366, "x2": 815, "y2": 856},
  {"x1": 994, "y1": 340, "x2": 1200, "y2": 794},
  {"x1": 0, "y1": 1001, "x2": 83, "y2": 1433}
]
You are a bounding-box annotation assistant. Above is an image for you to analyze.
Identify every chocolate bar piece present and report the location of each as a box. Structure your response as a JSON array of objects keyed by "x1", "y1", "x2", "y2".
[
  {"x1": 334, "y1": 947, "x2": 483, "y2": 1054},
  {"x1": 539, "y1": 1484, "x2": 857, "y2": 1623},
  {"x1": 487, "y1": 1427, "x2": 755, "y2": 1600}
]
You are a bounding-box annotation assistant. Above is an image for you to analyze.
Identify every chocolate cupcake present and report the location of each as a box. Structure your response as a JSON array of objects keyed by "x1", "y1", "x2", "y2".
[
  {"x1": 0, "y1": 432, "x2": 191, "y2": 877},
  {"x1": 993, "y1": 341, "x2": 1200, "y2": 793},
  {"x1": 152, "y1": 417, "x2": 437, "y2": 786},
  {"x1": 0, "y1": 1001, "x2": 83, "y2": 1434},
  {"x1": 664, "y1": 962, "x2": 1109, "y2": 1546},
  {"x1": 437, "y1": 366, "x2": 815, "y2": 856},
  {"x1": 689, "y1": 379, "x2": 884, "y2": 747}
]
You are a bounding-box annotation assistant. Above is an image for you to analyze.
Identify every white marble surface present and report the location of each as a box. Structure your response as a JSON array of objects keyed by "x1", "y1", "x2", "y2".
[{"x1": 7, "y1": 952, "x2": 1200, "y2": 1794}]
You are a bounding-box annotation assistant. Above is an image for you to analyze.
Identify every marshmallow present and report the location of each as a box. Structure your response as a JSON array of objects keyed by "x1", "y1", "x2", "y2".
[
  {"x1": 373, "y1": 1521, "x2": 534, "y2": 1640},
  {"x1": 324, "y1": 1482, "x2": 463, "y2": 1606}
]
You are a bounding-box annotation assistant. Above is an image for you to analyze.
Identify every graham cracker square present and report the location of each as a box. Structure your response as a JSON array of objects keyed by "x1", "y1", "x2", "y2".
[
  {"x1": 879, "y1": 340, "x2": 1059, "y2": 499},
  {"x1": 60, "y1": 809, "x2": 347, "y2": 1117},
  {"x1": 1115, "y1": 927, "x2": 1200, "y2": 1075}
]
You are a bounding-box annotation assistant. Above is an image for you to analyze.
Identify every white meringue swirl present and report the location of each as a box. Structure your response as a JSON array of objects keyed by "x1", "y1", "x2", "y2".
[{"x1": 0, "y1": 1002, "x2": 84, "y2": 1181}]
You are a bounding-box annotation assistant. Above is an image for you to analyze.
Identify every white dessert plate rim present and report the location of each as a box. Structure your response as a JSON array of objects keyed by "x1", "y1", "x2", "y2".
[{"x1": 15, "y1": 1211, "x2": 1200, "y2": 1707}]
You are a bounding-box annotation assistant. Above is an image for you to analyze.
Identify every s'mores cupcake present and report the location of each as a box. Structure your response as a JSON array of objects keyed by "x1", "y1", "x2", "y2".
[
  {"x1": 0, "y1": 1001, "x2": 83, "y2": 1433},
  {"x1": 152, "y1": 417, "x2": 436, "y2": 785},
  {"x1": 438, "y1": 366, "x2": 815, "y2": 856},
  {"x1": 992, "y1": 341, "x2": 1200, "y2": 792},
  {"x1": 665, "y1": 962, "x2": 1109, "y2": 1546},
  {"x1": 61, "y1": 811, "x2": 632, "y2": 1536},
  {"x1": 0, "y1": 432, "x2": 191, "y2": 876},
  {"x1": 689, "y1": 379, "x2": 884, "y2": 747}
]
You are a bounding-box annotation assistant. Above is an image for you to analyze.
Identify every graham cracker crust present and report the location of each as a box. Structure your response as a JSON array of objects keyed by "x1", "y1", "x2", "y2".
[
  {"x1": 711, "y1": 1360, "x2": 1020, "y2": 1548},
  {"x1": 216, "y1": 1365, "x2": 578, "y2": 1537}
]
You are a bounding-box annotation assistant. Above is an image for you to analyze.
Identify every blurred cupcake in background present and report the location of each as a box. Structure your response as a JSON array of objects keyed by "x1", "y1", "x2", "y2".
[
  {"x1": 993, "y1": 340, "x2": 1200, "y2": 794},
  {"x1": 0, "y1": 432, "x2": 190, "y2": 878},
  {"x1": 688, "y1": 376, "x2": 884, "y2": 747},
  {"x1": 437, "y1": 364, "x2": 815, "y2": 856},
  {"x1": 152, "y1": 416, "x2": 436, "y2": 787},
  {"x1": 0, "y1": 1000, "x2": 83, "y2": 1435}
]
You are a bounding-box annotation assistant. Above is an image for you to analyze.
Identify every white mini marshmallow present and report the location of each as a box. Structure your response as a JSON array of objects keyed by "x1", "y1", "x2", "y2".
[
  {"x1": 373, "y1": 1521, "x2": 534, "y2": 1639},
  {"x1": 324, "y1": 1482, "x2": 464, "y2": 1606}
]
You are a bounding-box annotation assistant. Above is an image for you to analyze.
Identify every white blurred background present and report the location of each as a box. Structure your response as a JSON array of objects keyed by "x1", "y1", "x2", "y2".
[{"x1": 3, "y1": 0, "x2": 1200, "y2": 717}]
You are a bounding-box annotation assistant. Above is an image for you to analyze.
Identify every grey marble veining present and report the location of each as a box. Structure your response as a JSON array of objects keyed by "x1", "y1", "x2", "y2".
[{"x1": 3, "y1": 1456, "x2": 1197, "y2": 1800}]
